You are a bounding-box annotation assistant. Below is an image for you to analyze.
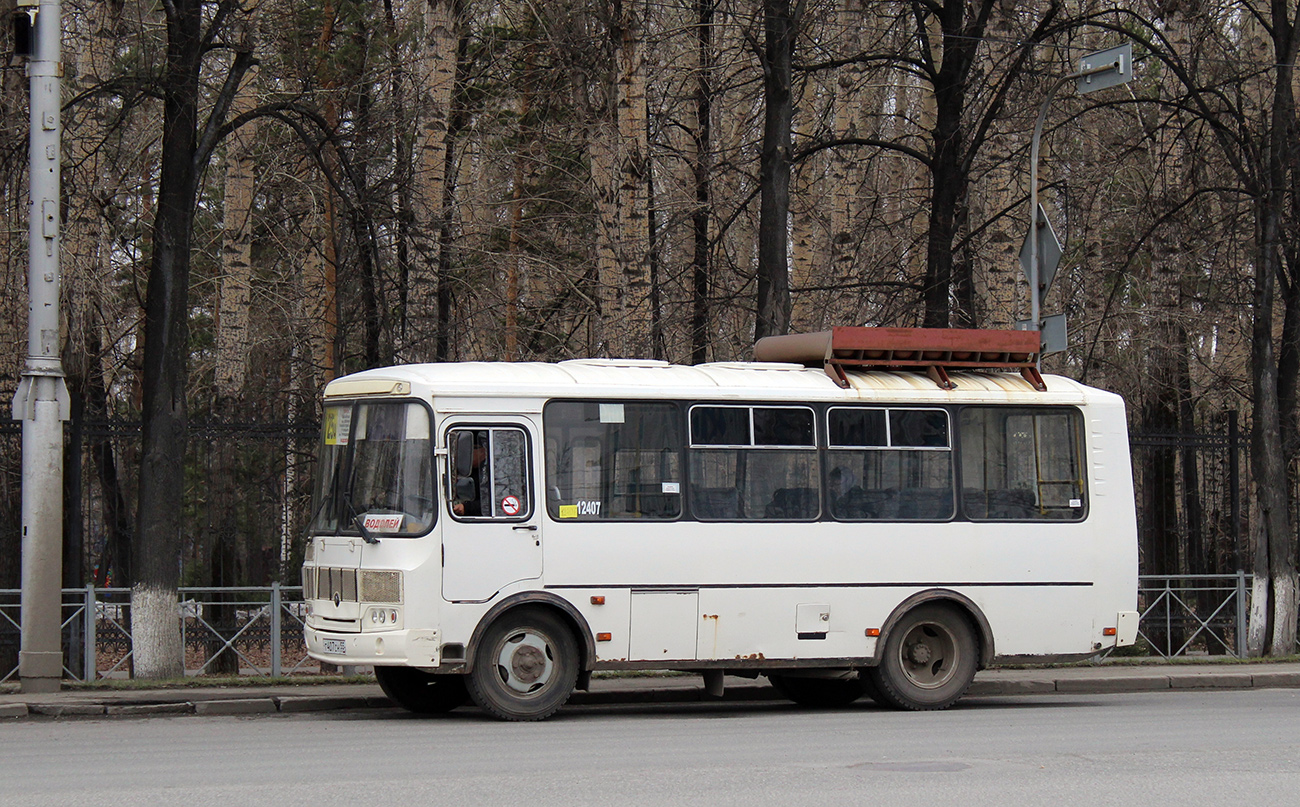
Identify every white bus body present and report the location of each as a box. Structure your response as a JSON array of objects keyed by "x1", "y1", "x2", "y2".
[{"x1": 302, "y1": 357, "x2": 1138, "y2": 719}]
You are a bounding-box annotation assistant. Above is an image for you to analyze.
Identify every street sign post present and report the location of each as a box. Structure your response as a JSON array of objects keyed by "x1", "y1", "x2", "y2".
[
  {"x1": 1077, "y1": 43, "x2": 1133, "y2": 95},
  {"x1": 1024, "y1": 42, "x2": 1133, "y2": 362},
  {"x1": 1019, "y1": 204, "x2": 1064, "y2": 299}
]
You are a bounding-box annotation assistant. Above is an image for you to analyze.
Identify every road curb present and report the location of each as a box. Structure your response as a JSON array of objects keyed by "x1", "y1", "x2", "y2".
[
  {"x1": 193, "y1": 697, "x2": 279, "y2": 715},
  {"x1": 1053, "y1": 675, "x2": 1171, "y2": 693},
  {"x1": 5, "y1": 666, "x2": 1300, "y2": 719},
  {"x1": 1169, "y1": 672, "x2": 1254, "y2": 689},
  {"x1": 275, "y1": 695, "x2": 376, "y2": 713},
  {"x1": 967, "y1": 678, "x2": 1056, "y2": 696},
  {"x1": 27, "y1": 703, "x2": 106, "y2": 717},
  {"x1": 104, "y1": 702, "x2": 192, "y2": 717},
  {"x1": 1252, "y1": 671, "x2": 1300, "y2": 688},
  {"x1": 0, "y1": 703, "x2": 28, "y2": 718}
]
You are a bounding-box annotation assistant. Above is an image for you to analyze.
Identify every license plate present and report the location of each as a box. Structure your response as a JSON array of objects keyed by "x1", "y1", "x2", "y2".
[{"x1": 323, "y1": 638, "x2": 347, "y2": 655}]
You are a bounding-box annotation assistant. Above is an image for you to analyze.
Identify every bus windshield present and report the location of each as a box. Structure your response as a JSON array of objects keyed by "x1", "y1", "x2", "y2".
[{"x1": 312, "y1": 400, "x2": 436, "y2": 537}]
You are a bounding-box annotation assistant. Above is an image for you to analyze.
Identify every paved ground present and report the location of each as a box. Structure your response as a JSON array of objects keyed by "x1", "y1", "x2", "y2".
[{"x1": 3, "y1": 661, "x2": 1299, "y2": 719}]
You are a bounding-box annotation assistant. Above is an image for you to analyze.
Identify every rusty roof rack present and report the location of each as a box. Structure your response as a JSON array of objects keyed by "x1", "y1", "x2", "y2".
[{"x1": 753, "y1": 327, "x2": 1045, "y2": 391}]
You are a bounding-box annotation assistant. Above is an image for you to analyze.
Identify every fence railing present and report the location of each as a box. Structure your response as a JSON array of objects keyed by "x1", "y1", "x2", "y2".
[
  {"x1": 1, "y1": 574, "x2": 1259, "y2": 683},
  {"x1": 0, "y1": 584, "x2": 317, "y2": 684},
  {"x1": 1136, "y1": 572, "x2": 1251, "y2": 658}
]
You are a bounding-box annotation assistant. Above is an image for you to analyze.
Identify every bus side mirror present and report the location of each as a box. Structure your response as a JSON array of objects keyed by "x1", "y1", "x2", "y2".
[
  {"x1": 455, "y1": 476, "x2": 476, "y2": 502},
  {"x1": 454, "y1": 431, "x2": 474, "y2": 476}
]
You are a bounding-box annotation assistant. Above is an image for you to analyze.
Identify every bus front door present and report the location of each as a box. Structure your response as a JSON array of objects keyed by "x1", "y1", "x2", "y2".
[{"x1": 440, "y1": 419, "x2": 542, "y2": 602}]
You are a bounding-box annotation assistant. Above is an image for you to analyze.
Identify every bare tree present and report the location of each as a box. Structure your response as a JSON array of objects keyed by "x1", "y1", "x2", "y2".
[
  {"x1": 133, "y1": 0, "x2": 255, "y2": 678},
  {"x1": 754, "y1": 0, "x2": 800, "y2": 340}
]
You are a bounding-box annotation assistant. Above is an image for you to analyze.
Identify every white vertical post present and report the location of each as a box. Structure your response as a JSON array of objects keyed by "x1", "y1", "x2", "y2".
[
  {"x1": 13, "y1": 0, "x2": 69, "y2": 695},
  {"x1": 1236, "y1": 570, "x2": 1247, "y2": 657},
  {"x1": 270, "y1": 582, "x2": 282, "y2": 677},
  {"x1": 83, "y1": 584, "x2": 96, "y2": 681}
]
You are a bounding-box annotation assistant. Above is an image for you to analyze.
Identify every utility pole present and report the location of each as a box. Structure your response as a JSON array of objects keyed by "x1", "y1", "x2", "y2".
[{"x1": 11, "y1": 0, "x2": 69, "y2": 694}]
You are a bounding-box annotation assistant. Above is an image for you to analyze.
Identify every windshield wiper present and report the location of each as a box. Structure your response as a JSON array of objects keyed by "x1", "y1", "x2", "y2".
[{"x1": 343, "y1": 495, "x2": 380, "y2": 545}]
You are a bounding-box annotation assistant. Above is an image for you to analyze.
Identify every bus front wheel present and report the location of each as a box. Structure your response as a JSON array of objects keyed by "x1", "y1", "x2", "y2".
[
  {"x1": 374, "y1": 666, "x2": 469, "y2": 714},
  {"x1": 467, "y1": 608, "x2": 578, "y2": 721},
  {"x1": 867, "y1": 604, "x2": 977, "y2": 711}
]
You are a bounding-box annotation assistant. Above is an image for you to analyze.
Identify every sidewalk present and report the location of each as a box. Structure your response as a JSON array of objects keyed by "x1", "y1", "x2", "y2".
[{"x1": 4, "y1": 662, "x2": 1300, "y2": 719}]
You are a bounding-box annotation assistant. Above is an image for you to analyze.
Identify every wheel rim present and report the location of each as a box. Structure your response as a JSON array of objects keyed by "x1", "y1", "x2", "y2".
[
  {"x1": 896, "y1": 620, "x2": 958, "y2": 690},
  {"x1": 494, "y1": 629, "x2": 556, "y2": 695}
]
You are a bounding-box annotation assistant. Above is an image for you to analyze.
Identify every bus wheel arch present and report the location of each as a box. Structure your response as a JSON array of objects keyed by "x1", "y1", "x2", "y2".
[
  {"x1": 466, "y1": 592, "x2": 596, "y2": 676},
  {"x1": 463, "y1": 594, "x2": 594, "y2": 720},
  {"x1": 866, "y1": 591, "x2": 990, "y2": 712},
  {"x1": 874, "y1": 589, "x2": 994, "y2": 669},
  {"x1": 466, "y1": 605, "x2": 581, "y2": 721}
]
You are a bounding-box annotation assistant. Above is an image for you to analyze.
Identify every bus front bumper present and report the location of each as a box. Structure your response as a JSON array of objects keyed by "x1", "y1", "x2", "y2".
[{"x1": 305, "y1": 626, "x2": 443, "y2": 668}]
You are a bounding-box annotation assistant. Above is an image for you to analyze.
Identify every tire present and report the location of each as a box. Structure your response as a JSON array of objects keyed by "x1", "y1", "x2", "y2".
[
  {"x1": 857, "y1": 668, "x2": 884, "y2": 706},
  {"x1": 867, "y1": 604, "x2": 978, "y2": 711},
  {"x1": 374, "y1": 666, "x2": 469, "y2": 714},
  {"x1": 467, "y1": 608, "x2": 579, "y2": 721},
  {"x1": 769, "y1": 672, "x2": 866, "y2": 708}
]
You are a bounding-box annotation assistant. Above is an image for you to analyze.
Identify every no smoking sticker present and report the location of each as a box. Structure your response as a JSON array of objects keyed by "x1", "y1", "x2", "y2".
[{"x1": 501, "y1": 495, "x2": 521, "y2": 516}]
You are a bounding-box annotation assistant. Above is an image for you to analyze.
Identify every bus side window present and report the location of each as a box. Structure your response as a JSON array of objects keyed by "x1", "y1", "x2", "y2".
[
  {"x1": 826, "y1": 407, "x2": 953, "y2": 522},
  {"x1": 543, "y1": 401, "x2": 682, "y2": 521},
  {"x1": 448, "y1": 427, "x2": 532, "y2": 520},
  {"x1": 689, "y1": 405, "x2": 818, "y2": 521},
  {"x1": 959, "y1": 407, "x2": 1087, "y2": 521}
]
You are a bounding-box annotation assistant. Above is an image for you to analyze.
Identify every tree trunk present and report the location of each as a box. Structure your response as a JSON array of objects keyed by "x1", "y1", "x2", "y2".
[
  {"x1": 611, "y1": 0, "x2": 652, "y2": 354},
  {"x1": 920, "y1": 0, "x2": 986, "y2": 328},
  {"x1": 407, "y1": 0, "x2": 460, "y2": 362},
  {"x1": 590, "y1": 2, "x2": 652, "y2": 357},
  {"x1": 132, "y1": 0, "x2": 206, "y2": 680},
  {"x1": 307, "y1": 4, "x2": 342, "y2": 383},
  {"x1": 1247, "y1": 2, "x2": 1299, "y2": 657},
  {"x1": 215, "y1": 60, "x2": 259, "y2": 399},
  {"x1": 133, "y1": 0, "x2": 252, "y2": 679},
  {"x1": 755, "y1": 0, "x2": 797, "y2": 341},
  {"x1": 689, "y1": 0, "x2": 714, "y2": 364}
]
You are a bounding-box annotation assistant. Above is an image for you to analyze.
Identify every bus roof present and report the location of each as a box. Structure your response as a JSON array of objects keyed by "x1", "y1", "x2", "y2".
[{"x1": 324, "y1": 359, "x2": 1112, "y2": 407}]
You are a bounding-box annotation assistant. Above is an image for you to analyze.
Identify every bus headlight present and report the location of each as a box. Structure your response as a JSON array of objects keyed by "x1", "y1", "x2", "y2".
[{"x1": 366, "y1": 607, "x2": 400, "y2": 629}]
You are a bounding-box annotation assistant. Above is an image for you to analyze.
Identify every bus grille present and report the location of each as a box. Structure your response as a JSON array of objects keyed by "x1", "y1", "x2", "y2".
[
  {"x1": 310, "y1": 567, "x2": 358, "y2": 603},
  {"x1": 360, "y1": 570, "x2": 402, "y2": 604}
]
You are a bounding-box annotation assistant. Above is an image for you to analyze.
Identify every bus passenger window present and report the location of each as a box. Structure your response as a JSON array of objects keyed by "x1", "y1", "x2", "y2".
[
  {"x1": 544, "y1": 401, "x2": 682, "y2": 521},
  {"x1": 826, "y1": 407, "x2": 953, "y2": 521},
  {"x1": 959, "y1": 407, "x2": 1086, "y2": 521},
  {"x1": 689, "y1": 405, "x2": 818, "y2": 521}
]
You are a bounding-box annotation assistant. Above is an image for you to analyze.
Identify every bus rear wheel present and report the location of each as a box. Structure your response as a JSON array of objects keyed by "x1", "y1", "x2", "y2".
[
  {"x1": 374, "y1": 666, "x2": 469, "y2": 714},
  {"x1": 867, "y1": 604, "x2": 977, "y2": 711},
  {"x1": 769, "y1": 673, "x2": 865, "y2": 708},
  {"x1": 467, "y1": 608, "x2": 578, "y2": 721}
]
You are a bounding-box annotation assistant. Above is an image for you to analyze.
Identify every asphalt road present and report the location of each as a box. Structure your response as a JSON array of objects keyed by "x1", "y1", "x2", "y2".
[{"x1": 2, "y1": 689, "x2": 1298, "y2": 806}]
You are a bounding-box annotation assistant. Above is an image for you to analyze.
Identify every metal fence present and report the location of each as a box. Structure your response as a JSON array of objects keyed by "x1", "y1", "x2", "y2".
[
  {"x1": 1136, "y1": 573, "x2": 1250, "y2": 658},
  {"x1": 1130, "y1": 423, "x2": 1245, "y2": 580},
  {"x1": 0, "y1": 584, "x2": 318, "y2": 683},
  {"x1": 1, "y1": 573, "x2": 1259, "y2": 683}
]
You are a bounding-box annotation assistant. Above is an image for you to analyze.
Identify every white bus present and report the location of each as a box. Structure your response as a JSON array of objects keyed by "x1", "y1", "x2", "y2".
[{"x1": 302, "y1": 328, "x2": 1138, "y2": 720}]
